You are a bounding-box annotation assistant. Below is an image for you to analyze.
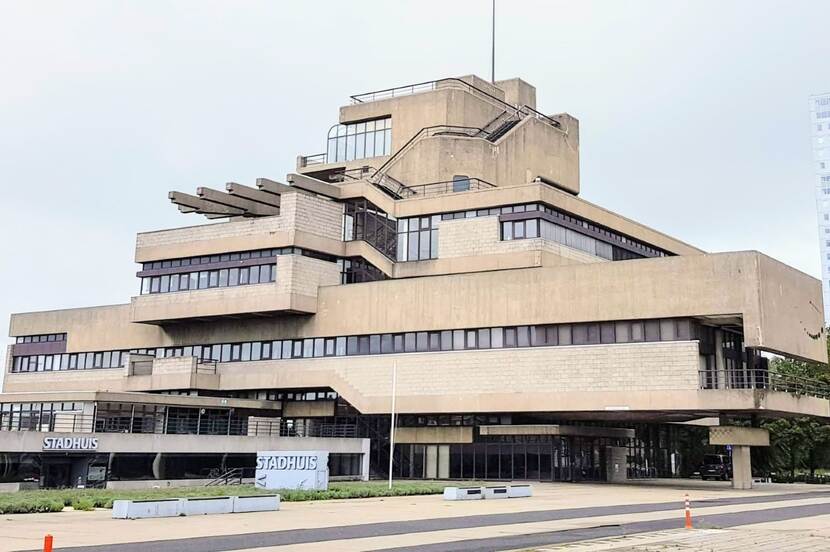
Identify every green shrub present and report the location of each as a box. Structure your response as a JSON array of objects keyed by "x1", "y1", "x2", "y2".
[
  {"x1": 0, "y1": 480, "x2": 458, "y2": 514},
  {"x1": 71, "y1": 498, "x2": 95, "y2": 511}
]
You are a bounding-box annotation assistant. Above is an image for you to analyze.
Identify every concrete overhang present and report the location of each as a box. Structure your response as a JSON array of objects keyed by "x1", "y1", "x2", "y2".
[
  {"x1": 479, "y1": 424, "x2": 635, "y2": 439},
  {"x1": 129, "y1": 288, "x2": 318, "y2": 325},
  {"x1": 0, "y1": 390, "x2": 280, "y2": 411},
  {"x1": 0, "y1": 432, "x2": 367, "y2": 455}
]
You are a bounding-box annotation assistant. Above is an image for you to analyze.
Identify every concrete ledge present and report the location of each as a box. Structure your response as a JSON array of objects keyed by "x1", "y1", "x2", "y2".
[{"x1": 710, "y1": 426, "x2": 770, "y2": 446}]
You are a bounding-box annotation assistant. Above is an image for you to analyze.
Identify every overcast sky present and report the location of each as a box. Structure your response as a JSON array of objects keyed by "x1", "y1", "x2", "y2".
[{"x1": 2, "y1": 0, "x2": 829, "y2": 373}]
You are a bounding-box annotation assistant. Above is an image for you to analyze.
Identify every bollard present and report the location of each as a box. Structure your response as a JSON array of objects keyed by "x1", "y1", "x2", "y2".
[
  {"x1": 684, "y1": 494, "x2": 692, "y2": 529},
  {"x1": 43, "y1": 534, "x2": 53, "y2": 552}
]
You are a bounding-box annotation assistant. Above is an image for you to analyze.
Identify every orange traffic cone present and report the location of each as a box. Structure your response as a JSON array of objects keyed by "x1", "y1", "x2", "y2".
[
  {"x1": 684, "y1": 494, "x2": 693, "y2": 529},
  {"x1": 43, "y1": 535, "x2": 53, "y2": 552}
]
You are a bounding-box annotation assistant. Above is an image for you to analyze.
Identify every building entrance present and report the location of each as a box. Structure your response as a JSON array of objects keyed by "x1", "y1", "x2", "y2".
[
  {"x1": 41, "y1": 454, "x2": 93, "y2": 489},
  {"x1": 393, "y1": 436, "x2": 614, "y2": 482}
]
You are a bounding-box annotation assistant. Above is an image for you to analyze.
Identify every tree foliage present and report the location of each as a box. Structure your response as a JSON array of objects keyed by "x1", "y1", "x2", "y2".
[{"x1": 761, "y1": 330, "x2": 830, "y2": 476}]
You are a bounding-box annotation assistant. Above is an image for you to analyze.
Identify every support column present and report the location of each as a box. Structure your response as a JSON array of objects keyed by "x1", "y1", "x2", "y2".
[
  {"x1": 605, "y1": 446, "x2": 628, "y2": 483},
  {"x1": 152, "y1": 453, "x2": 164, "y2": 480},
  {"x1": 732, "y1": 445, "x2": 752, "y2": 490},
  {"x1": 360, "y1": 438, "x2": 371, "y2": 482},
  {"x1": 709, "y1": 426, "x2": 769, "y2": 490}
]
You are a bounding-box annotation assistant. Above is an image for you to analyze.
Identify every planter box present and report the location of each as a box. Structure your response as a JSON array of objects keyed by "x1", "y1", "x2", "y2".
[
  {"x1": 180, "y1": 496, "x2": 234, "y2": 516},
  {"x1": 112, "y1": 499, "x2": 182, "y2": 519},
  {"x1": 443, "y1": 486, "x2": 484, "y2": 501},
  {"x1": 232, "y1": 495, "x2": 281, "y2": 513},
  {"x1": 507, "y1": 484, "x2": 533, "y2": 498},
  {"x1": 483, "y1": 486, "x2": 509, "y2": 499}
]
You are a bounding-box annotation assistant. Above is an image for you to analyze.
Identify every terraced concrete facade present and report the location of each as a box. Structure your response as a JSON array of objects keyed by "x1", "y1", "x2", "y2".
[{"x1": 3, "y1": 75, "x2": 828, "y2": 487}]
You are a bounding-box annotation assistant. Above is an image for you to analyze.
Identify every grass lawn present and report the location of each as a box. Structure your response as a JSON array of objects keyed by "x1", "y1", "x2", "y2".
[{"x1": 0, "y1": 480, "x2": 458, "y2": 514}]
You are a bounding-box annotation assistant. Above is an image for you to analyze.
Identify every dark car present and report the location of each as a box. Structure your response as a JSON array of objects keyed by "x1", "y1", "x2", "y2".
[{"x1": 700, "y1": 454, "x2": 732, "y2": 481}]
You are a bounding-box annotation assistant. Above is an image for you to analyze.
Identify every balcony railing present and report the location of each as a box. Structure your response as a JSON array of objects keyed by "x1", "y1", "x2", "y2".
[
  {"x1": 399, "y1": 178, "x2": 495, "y2": 199},
  {"x1": 1, "y1": 413, "x2": 358, "y2": 438},
  {"x1": 699, "y1": 368, "x2": 830, "y2": 400},
  {"x1": 350, "y1": 80, "x2": 438, "y2": 104},
  {"x1": 299, "y1": 153, "x2": 327, "y2": 168}
]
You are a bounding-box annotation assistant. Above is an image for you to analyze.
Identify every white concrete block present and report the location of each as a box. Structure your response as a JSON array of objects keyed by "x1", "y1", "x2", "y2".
[
  {"x1": 442, "y1": 486, "x2": 484, "y2": 500},
  {"x1": 232, "y1": 494, "x2": 281, "y2": 513},
  {"x1": 111, "y1": 499, "x2": 182, "y2": 519},
  {"x1": 507, "y1": 484, "x2": 533, "y2": 498},
  {"x1": 483, "y1": 486, "x2": 510, "y2": 499},
  {"x1": 180, "y1": 496, "x2": 234, "y2": 516}
]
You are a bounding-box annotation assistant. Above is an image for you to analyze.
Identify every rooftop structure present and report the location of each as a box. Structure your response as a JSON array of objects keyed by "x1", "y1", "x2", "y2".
[{"x1": 2, "y1": 75, "x2": 827, "y2": 489}]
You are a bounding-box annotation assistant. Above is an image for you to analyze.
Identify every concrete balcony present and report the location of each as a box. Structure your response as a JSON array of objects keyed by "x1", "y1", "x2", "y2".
[
  {"x1": 130, "y1": 255, "x2": 342, "y2": 324},
  {"x1": 123, "y1": 355, "x2": 220, "y2": 392}
]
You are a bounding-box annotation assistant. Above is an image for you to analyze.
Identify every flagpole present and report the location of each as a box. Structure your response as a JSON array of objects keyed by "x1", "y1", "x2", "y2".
[
  {"x1": 491, "y1": 0, "x2": 496, "y2": 83},
  {"x1": 387, "y1": 360, "x2": 397, "y2": 489}
]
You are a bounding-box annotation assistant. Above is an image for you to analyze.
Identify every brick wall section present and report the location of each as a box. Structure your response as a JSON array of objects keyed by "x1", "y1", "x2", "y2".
[
  {"x1": 437, "y1": 216, "x2": 602, "y2": 264},
  {"x1": 275, "y1": 255, "x2": 342, "y2": 296},
  {"x1": 283, "y1": 193, "x2": 343, "y2": 241},
  {"x1": 136, "y1": 216, "x2": 287, "y2": 248},
  {"x1": 151, "y1": 356, "x2": 197, "y2": 375},
  {"x1": 135, "y1": 191, "x2": 343, "y2": 249},
  {"x1": 221, "y1": 341, "x2": 701, "y2": 398}
]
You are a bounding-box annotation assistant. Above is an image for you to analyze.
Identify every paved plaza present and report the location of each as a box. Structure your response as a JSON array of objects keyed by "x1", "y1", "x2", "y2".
[{"x1": 1, "y1": 480, "x2": 829, "y2": 551}]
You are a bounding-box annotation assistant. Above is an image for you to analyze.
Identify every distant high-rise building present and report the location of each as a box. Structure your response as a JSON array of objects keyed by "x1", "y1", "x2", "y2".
[{"x1": 811, "y1": 92, "x2": 830, "y2": 320}]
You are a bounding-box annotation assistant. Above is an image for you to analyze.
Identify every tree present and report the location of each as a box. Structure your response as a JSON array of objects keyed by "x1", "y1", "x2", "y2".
[{"x1": 763, "y1": 329, "x2": 830, "y2": 478}]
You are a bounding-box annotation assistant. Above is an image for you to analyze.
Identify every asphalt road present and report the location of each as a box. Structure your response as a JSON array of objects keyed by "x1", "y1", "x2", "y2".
[{"x1": 26, "y1": 490, "x2": 830, "y2": 552}]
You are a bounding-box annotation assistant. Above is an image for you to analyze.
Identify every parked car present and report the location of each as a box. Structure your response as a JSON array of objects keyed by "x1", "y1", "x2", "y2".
[{"x1": 699, "y1": 454, "x2": 732, "y2": 481}]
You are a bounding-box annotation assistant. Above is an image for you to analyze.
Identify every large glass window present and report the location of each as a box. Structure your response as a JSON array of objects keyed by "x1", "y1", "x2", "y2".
[
  {"x1": 327, "y1": 117, "x2": 392, "y2": 163},
  {"x1": 11, "y1": 318, "x2": 700, "y2": 374},
  {"x1": 397, "y1": 215, "x2": 440, "y2": 262}
]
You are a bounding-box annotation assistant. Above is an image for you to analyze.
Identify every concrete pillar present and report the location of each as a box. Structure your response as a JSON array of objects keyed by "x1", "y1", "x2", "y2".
[
  {"x1": 605, "y1": 446, "x2": 628, "y2": 483},
  {"x1": 732, "y1": 445, "x2": 752, "y2": 489},
  {"x1": 360, "y1": 439, "x2": 371, "y2": 482},
  {"x1": 152, "y1": 452, "x2": 164, "y2": 480},
  {"x1": 714, "y1": 329, "x2": 726, "y2": 389}
]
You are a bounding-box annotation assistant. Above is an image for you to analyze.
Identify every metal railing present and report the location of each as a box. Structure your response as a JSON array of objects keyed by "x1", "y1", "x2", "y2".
[
  {"x1": 398, "y1": 178, "x2": 495, "y2": 199},
  {"x1": 350, "y1": 80, "x2": 438, "y2": 104},
  {"x1": 299, "y1": 153, "x2": 327, "y2": 167},
  {"x1": 699, "y1": 368, "x2": 830, "y2": 400},
  {"x1": 205, "y1": 467, "x2": 253, "y2": 486},
  {"x1": 1, "y1": 413, "x2": 359, "y2": 438}
]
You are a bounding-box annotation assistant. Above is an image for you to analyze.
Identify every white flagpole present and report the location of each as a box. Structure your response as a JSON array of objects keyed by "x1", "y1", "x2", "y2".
[
  {"x1": 491, "y1": 0, "x2": 496, "y2": 83},
  {"x1": 387, "y1": 360, "x2": 397, "y2": 489}
]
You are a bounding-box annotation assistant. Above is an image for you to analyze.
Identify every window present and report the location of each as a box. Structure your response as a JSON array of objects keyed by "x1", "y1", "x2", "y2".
[
  {"x1": 397, "y1": 215, "x2": 440, "y2": 262},
  {"x1": 327, "y1": 117, "x2": 392, "y2": 163},
  {"x1": 452, "y1": 175, "x2": 471, "y2": 192}
]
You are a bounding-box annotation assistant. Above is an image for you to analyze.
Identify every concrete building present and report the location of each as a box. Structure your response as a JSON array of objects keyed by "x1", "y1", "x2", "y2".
[
  {"x1": 811, "y1": 92, "x2": 830, "y2": 319},
  {"x1": 2, "y1": 75, "x2": 828, "y2": 490}
]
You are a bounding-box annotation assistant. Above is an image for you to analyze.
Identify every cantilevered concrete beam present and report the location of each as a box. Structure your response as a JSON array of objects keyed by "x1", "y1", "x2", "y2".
[
  {"x1": 196, "y1": 187, "x2": 279, "y2": 216},
  {"x1": 168, "y1": 191, "x2": 245, "y2": 217},
  {"x1": 225, "y1": 182, "x2": 281, "y2": 208},
  {"x1": 256, "y1": 177, "x2": 295, "y2": 195}
]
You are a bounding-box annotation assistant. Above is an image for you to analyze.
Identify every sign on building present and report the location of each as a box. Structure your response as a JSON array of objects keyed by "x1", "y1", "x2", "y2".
[
  {"x1": 255, "y1": 451, "x2": 329, "y2": 490},
  {"x1": 42, "y1": 437, "x2": 98, "y2": 451}
]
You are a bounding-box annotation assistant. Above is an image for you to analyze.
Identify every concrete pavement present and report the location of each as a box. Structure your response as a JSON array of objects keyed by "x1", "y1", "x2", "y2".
[{"x1": 1, "y1": 481, "x2": 828, "y2": 551}]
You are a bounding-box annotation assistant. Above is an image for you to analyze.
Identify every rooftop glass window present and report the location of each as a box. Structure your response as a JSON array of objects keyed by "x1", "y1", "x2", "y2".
[{"x1": 327, "y1": 117, "x2": 391, "y2": 163}]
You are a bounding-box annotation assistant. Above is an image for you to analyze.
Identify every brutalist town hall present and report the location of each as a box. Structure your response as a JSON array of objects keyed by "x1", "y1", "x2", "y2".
[{"x1": 2, "y1": 75, "x2": 827, "y2": 491}]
